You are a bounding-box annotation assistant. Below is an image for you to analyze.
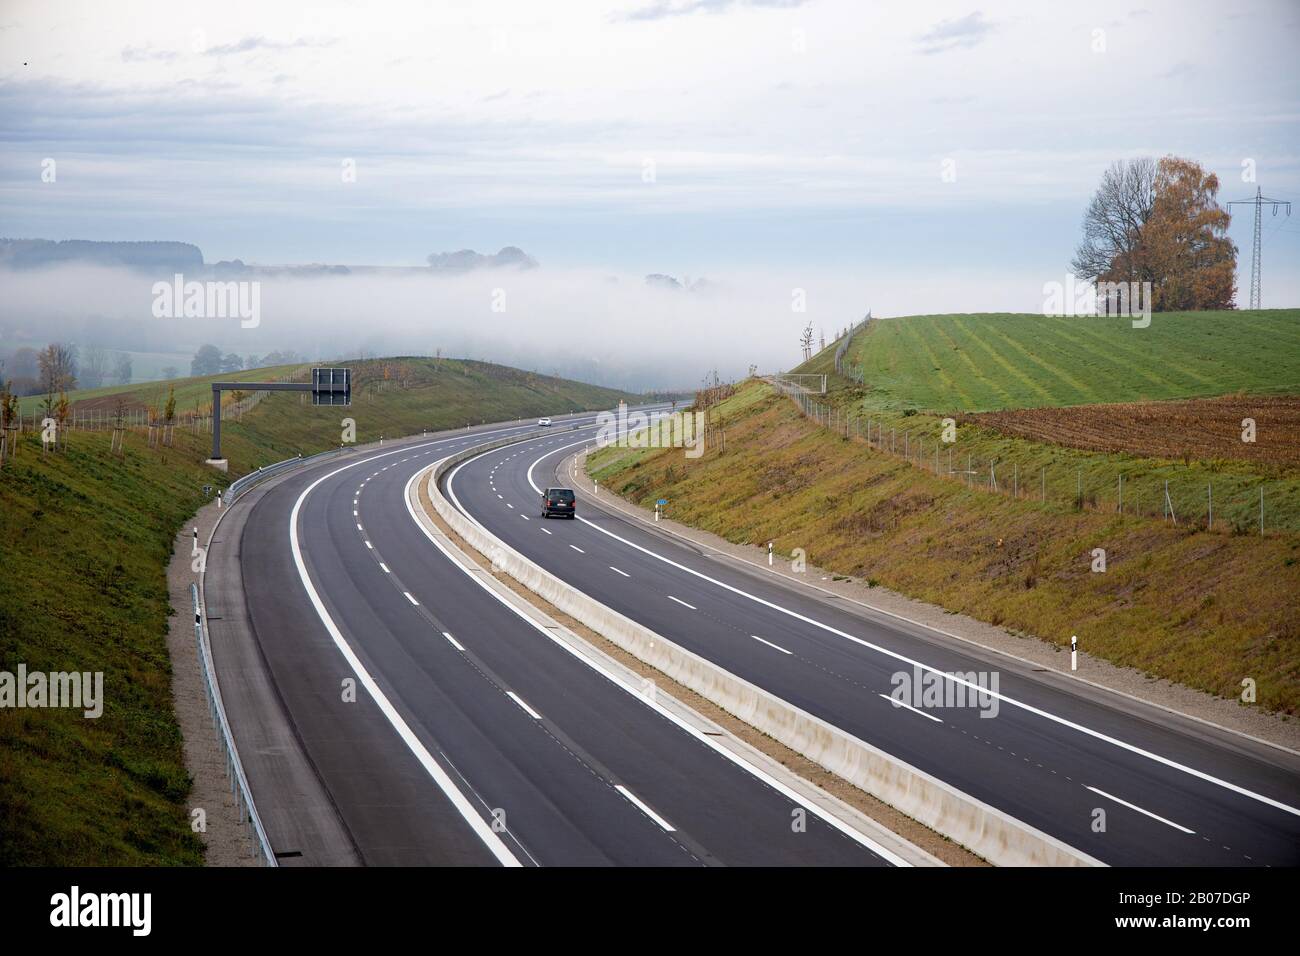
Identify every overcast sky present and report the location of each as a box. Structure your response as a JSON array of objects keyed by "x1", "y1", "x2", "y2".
[{"x1": 1, "y1": 0, "x2": 1298, "y2": 381}]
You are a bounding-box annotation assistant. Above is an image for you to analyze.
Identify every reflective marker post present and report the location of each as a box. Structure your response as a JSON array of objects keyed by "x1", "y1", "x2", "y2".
[{"x1": 1071, "y1": 635, "x2": 1078, "y2": 672}]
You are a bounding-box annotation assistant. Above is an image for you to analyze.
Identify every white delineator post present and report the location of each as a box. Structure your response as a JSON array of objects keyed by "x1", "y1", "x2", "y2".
[
  {"x1": 1071, "y1": 635, "x2": 1078, "y2": 672},
  {"x1": 768, "y1": 541, "x2": 774, "y2": 566},
  {"x1": 654, "y1": 503, "x2": 660, "y2": 522}
]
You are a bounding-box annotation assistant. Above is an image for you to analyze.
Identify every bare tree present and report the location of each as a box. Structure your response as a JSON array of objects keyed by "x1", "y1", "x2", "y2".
[
  {"x1": 1071, "y1": 157, "x2": 1157, "y2": 283},
  {"x1": 82, "y1": 345, "x2": 109, "y2": 388},
  {"x1": 112, "y1": 352, "x2": 133, "y2": 385},
  {"x1": 38, "y1": 343, "x2": 78, "y2": 416},
  {"x1": 799, "y1": 323, "x2": 814, "y2": 362}
]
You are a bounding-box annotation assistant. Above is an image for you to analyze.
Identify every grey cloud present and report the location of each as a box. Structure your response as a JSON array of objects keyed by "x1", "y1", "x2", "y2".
[
  {"x1": 203, "y1": 35, "x2": 337, "y2": 56},
  {"x1": 121, "y1": 45, "x2": 178, "y2": 63},
  {"x1": 618, "y1": 0, "x2": 806, "y2": 23},
  {"x1": 915, "y1": 11, "x2": 996, "y2": 55}
]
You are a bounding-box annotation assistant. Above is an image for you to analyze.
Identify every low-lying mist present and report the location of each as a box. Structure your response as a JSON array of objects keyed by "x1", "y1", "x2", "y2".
[{"x1": 0, "y1": 264, "x2": 884, "y2": 390}]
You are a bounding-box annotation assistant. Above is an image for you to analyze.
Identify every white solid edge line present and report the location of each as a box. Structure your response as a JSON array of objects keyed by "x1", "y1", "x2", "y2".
[
  {"x1": 443, "y1": 631, "x2": 465, "y2": 651},
  {"x1": 667, "y1": 595, "x2": 696, "y2": 610},
  {"x1": 1086, "y1": 787, "x2": 1195, "y2": 834},
  {"x1": 752, "y1": 634, "x2": 791, "y2": 655},
  {"x1": 878, "y1": 693, "x2": 943, "y2": 723},
  {"x1": 515, "y1": 438, "x2": 1300, "y2": 821},
  {"x1": 615, "y1": 784, "x2": 675, "y2": 832},
  {"x1": 421, "y1": 464, "x2": 909, "y2": 866},
  {"x1": 507, "y1": 691, "x2": 543, "y2": 720},
  {"x1": 290, "y1": 457, "x2": 520, "y2": 866}
]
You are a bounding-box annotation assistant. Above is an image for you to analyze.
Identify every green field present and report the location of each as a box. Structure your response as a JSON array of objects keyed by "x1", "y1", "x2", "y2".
[
  {"x1": 808, "y1": 310, "x2": 1300, "y2": 413},
  {"x1": 0, "y1": 357, "x2": 635, "y2": 865},
  {"x1": 15, "y1": 363, "x2": 311, "y2": 418}
]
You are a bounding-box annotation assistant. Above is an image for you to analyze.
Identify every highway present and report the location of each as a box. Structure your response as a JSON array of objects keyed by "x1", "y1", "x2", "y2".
[
  {"x1": 443, "y1": 419, "x2": 1300, "y2": 867},
  {"x1": 206, "y1": 412, "x2": 904, "y2": 866}
]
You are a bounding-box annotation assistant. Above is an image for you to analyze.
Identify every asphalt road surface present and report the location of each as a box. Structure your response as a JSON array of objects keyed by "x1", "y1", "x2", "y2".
[
  {"x1": 211, "y1": 412, "x2": 900, "y2": 866},
  {"x1": 443, "y1": 419, "x2": 1300, "y2": 867}
]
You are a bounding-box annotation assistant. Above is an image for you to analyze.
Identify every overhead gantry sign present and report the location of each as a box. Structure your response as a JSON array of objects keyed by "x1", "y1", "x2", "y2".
[{"x1": 206, "y1": 367, "x2": 351, "y2": 470}]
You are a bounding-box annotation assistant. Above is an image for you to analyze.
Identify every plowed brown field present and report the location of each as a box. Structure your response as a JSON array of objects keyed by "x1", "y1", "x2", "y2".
[{"x1": 962, "y1": 395, "x2": 1300, "y2": 467}]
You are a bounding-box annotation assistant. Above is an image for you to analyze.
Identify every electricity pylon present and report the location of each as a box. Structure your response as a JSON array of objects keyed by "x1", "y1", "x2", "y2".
[{"x1": 1228, "y1": 186, "x2": 1291, "y2": 310}]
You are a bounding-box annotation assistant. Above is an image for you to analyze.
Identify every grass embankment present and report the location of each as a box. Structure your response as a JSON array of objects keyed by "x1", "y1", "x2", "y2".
[
  {"x1": 15, "y1": 363, "x2": 311, "y2": 418},
  {"x1": 0, "y1": 357, "x2": 635, "y2": 865},
  {"x1": 588, "y1": 381, "x2": 1300, "y2": 715},
  {"x1": 810, "y1": 310, "x2": 1300, "y2": 412},
  {"x1": 795, "y1": 311, "x2": 1300, "y2": 532}
]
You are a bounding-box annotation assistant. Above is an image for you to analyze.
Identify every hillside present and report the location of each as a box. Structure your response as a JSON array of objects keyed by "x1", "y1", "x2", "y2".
[
  {"x1": 790, "y1": 311, "x2": 1300, "y2": 534},
  {"x1": 15, "y1": 363, "x2": 311, "y2": 418},
  {"x1": 802, "y1": 310, "x2": 1300, "y2": 413},
  {"x1": 588, "y1": 381, "x2": 1300, "y2": 715},
  {"x1": 0, "y1": 358, "x2": 636, "y2": 865}
]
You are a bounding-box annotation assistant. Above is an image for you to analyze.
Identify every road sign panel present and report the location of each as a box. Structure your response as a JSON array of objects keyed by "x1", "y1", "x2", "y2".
[{"x1": 312, "y1": 367, "x2": 351, "y2": 406}]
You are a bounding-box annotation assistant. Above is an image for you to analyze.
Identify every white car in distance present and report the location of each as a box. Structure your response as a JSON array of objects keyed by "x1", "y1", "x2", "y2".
[{"x1": 537, "y1": 417, "x2": 552, "y2": 427}]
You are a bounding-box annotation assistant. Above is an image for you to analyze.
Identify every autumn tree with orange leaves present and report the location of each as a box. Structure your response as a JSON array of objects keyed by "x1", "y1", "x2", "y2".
[{"x1": 1073, "y1": 155, "x2": 1236, "y2": 311}]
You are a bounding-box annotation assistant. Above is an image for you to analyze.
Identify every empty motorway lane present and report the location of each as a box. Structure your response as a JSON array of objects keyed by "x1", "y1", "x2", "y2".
[
  {"x1": 443, "y1": 421, "x2": 1300, "y2": 867},
  {"x1": 205, "y1": 414, "x2": 901, "y2": 866}
]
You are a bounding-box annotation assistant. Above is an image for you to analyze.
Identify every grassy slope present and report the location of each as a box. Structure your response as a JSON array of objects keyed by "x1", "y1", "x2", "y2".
[
  {"x1": 16, "y1": 363, "x2": 310, "y2": 417},
  {"x1": 589, "y1": 382, "x2": 1300, "y2": 715},
  {"x1": 797, "y1": 313, "x2": 1300, "y2": 532},
  {"x1": 0, "y1": 358, "x2": 635, "y2": 865},
  {"x1": 815, "y1": 310, "x2": 1300, "y2": 413}
]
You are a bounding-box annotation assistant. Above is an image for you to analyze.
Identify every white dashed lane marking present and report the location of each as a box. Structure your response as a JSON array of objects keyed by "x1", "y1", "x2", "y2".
[
  {"x1": 667, "y1": 595, "x2": 696, "y2": 610},
  {"x1": 877, "y1": 693, "x2": 943, "y2": 723},
  {"x1": 751, "y1": 634, "x2": 791, "y2": 655},
  {"x1": 507, "y1": 691, "x2": 543, "y2": 720},
  {"x1": 615, "y1": 785, "x2": 675, "y2": 832},
  {"x1": 1087, "y1": 787, "x2": 1195, "y2": 834}
]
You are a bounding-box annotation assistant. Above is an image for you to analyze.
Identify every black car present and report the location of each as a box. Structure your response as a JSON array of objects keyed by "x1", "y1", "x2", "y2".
[{"x1": 541, "y1": 487, "x2": 576, "y2": 518}]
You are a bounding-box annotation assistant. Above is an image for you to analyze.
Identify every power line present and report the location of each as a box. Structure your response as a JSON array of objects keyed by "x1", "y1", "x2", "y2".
[{"x1": 1228, "y1": 186, "x2": 1291, "y2": 309}]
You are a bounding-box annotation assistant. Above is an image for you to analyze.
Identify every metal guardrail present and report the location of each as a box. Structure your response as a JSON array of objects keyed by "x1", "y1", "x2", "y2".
[
  {"x1": 190, "y1": 582, "x2": 277, "y2": 866},
  {"x1": 225, "y1": 448, "x2": 345, "y2": 504}
]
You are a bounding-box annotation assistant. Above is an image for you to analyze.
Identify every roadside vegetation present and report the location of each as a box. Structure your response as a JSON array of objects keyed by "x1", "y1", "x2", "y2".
[
  {"x1": 794, "y1": 311, "x2": 1300, "y2": 533},
  {"x1": 0, "y1": 357, "x2": 634, "y2": 864},
  {"x1": 588, "y1": 379, "x2": 1300, "y2": 715}
]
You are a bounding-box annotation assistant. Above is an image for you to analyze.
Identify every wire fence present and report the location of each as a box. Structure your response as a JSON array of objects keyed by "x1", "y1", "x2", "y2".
[
  {"x1": 772, "y1": 378, "x2": 1284, "y2": 535},
  {"x1": 834, "y1": 312, "x2": 871, "y2": 385}
]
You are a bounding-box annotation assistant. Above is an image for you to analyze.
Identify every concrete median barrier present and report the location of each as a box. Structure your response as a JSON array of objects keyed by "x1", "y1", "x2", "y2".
[{"x1": 425, "y1": 438, "x2": 1102, "y2": 867}]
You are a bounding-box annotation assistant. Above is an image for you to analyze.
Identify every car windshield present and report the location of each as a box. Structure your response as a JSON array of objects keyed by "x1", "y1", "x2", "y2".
[{"x1": 548, "y1": 489, "x2": 575, "y2": 501}]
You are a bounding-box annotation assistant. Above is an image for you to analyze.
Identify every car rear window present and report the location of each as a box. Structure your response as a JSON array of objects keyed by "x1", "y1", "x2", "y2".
[{"x1": 548, "y1": 489, "x2": 575, "y2": 501}]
